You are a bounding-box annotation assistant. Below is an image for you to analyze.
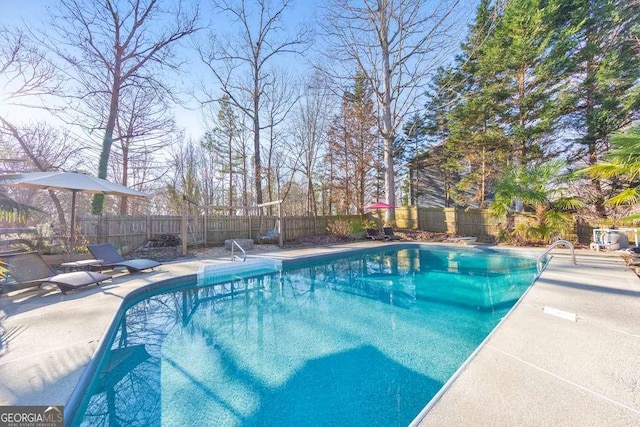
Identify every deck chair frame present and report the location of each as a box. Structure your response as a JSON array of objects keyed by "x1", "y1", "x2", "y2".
[
  {"x1": 87, "y1": 244, "x2": 161, "y2": 273},
  {"x1": 0, "y1": 251, "x2": 111, "y2": 294}
]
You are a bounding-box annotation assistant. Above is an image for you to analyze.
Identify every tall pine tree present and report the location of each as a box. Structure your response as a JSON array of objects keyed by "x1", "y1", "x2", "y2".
[
  {"x1": 446, "y1": 0, "x2": 509, "y2": 208},
  {"x1": 483, "y1": 0, "x2": 576, "y2": 166},
  {"x1": 565, "y1": 0, "x2": 640, "y2": 218}
]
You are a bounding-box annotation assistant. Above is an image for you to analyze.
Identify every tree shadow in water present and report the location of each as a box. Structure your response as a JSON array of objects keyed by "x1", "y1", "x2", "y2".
[{"x1": 245, "y1": 345, "x2": 443, "y2": 427}]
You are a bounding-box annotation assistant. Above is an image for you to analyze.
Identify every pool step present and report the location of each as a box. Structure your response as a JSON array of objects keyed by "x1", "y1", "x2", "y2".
[{"x1": 196, "y1": 258, "x2": 282, "y2": 287}]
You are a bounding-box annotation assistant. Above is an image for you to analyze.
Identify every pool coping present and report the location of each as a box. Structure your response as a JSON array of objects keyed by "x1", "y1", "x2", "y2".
[
  {"x1": 419, "y1": 247, "x2": 640, "y2": 425},
  {"x1": 410, "y1": 251, "x2": 547, "y2": 426},
  {"x1": 1, "y1": 242, "x2": 639, "y2": 425}
]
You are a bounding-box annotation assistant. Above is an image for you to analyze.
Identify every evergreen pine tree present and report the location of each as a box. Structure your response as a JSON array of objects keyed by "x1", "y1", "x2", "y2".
[{"x1": 565, "y1": 0, "x2": 640, "y2": 217}]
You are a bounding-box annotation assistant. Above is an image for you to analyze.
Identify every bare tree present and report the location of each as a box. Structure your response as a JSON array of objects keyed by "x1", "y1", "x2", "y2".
[
  {"x1": 289, "y1": 75, "x2": 333, "y2": 216},
  {"x1": 201, "y1": 95, "x2": 240, "y2": 212},
  {"x1": 263, "y1": 68, "x2": 300, "y2": 211},
  {"x1": 44, "y1": 0, "x2": 199, "y2": 214},
  {"x1": 0, "y1": 26, "x2": 75, "y2": 225},
  {"x1": 1, "y1": 122, "x2": 86, "y2": 225},
  {"x1": 165, "y1": 139, "x2": 203, "y2": 213},
  {"x1": 0, "y1": 26, "x2": 61, "y2": 108},
  {"x1": 110, "y1": 85, "x2": 178, "y2": 214},
  {"x1": 320, "y1": 0, "x2": 463, "y2": 223},
  {"x1": 199, "y1": 0, "x2": 312, "y2": 207}
]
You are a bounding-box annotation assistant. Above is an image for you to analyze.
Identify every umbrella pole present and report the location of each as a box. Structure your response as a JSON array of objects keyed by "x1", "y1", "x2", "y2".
[{"x1": 70, "y1": 190, "x2": 76, "y2": 261}]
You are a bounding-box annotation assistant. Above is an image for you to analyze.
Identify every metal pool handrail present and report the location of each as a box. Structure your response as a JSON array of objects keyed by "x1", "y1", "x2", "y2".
[
  {"x1": 231, "y1": 239, "x2": 247, "y2": 262},
  {"x1": 537, "y1": 239, "x2": 576, "y2": 272}
]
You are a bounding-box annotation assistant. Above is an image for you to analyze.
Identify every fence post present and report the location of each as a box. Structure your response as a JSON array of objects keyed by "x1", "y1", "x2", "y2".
[
  {"x1": 203, "y1": 213, "x2": 207, "y2": 247},
  {"x1": 444, "y1": 207, "x2": 457, "y2": 235},
  {"x1": 181, "y1": 198, "x2": 188, "y2": 256},
  {"x1": 411, "y1": 206, "x2": 418, "y2": 229}
]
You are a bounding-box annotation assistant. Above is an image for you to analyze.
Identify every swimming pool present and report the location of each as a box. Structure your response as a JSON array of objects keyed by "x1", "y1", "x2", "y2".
[{"x1": 72, "y1": 245, "x2": 540, "y2": 426}]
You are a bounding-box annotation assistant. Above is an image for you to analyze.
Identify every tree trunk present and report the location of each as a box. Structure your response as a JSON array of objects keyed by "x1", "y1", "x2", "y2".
[
  {"x1": 585, "y1": 56, "x2": 607, "y2": 218},
  {"x1": 253, "y1": 76, "x2": 263, "y2": 206},
  {"x1": 93, "y1": 72, "x2": 121, "y2": 214},
  {"x1": 380, "y1": 22, "x2": 396, "y2": 224},
  {"x1": 120, "y1": 143, "x2": 129, "y2": 215},
  {"x1": 228, "y1": 137, "x2": 234, "y2": 216}
]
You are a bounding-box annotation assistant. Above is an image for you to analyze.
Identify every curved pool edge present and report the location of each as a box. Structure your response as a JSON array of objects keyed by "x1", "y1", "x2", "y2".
[
  {"x1": 62, "y1": 242, "x2": 546, "y2": 426},
  {"x1": 63, "y1": 274, "x2": 197, "y2": 425}
]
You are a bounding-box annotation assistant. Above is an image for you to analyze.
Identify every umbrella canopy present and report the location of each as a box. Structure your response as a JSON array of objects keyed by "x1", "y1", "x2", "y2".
[
  {"x1": 0, "y1": 171, "x2": 148, "y2": 197},
  {"x1": 365, "y1": 201, "x2": 397, "y2": 231},
  {"x1": 0, "y1": 171, "x2": 148, "y2": 257},
  {"x1": 365, "y1": 201, "x2": 397, "y2": 210}
]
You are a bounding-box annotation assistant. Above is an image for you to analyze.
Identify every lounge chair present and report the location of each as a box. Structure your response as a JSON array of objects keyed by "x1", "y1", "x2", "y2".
[
  {"x1": 0, "y1": 251, "x2": 111, "y2": 294},
  {"x1": 258, "y1": 229, "x2": 280, "y2": 243},
  {"x1": 366, "y1": 228, "x2": 385, "y2": 241},
  {"x1": 382, "y1": 227, "x2": 401, "y2": 241},
  {"x1": 87, "y1": 243, "x2": 161, "y2": 273}
]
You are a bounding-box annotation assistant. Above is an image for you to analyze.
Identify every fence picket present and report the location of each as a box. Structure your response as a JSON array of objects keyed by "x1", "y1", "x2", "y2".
[{"x1": 61, "y1": 209, "x2": 619, "y2": 250}]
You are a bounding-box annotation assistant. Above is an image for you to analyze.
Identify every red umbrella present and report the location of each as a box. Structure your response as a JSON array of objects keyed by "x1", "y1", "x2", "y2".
[
  {"x1": 365, "y1": 201, "x2": 397, "y2": 231},
  {"x1": 365, "y1": 201, "x2": 397, "y2": 210}
]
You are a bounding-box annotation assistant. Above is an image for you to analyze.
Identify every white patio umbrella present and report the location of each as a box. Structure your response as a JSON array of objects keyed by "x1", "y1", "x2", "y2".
[{"x1": 0, "y1": 171, "x2": 148, "y2": 258}]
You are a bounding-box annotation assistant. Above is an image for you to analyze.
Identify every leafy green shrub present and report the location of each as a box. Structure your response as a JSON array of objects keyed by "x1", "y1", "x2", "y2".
[
  {"x1": 327, "y1": 218, "x2": 377, "y2": 239},
  {"x1": 348, "y1": 218, "x2": 376, "y2": 238}
]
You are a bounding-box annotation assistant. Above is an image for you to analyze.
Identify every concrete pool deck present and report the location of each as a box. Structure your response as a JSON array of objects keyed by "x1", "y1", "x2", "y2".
[{"x1": 1, "y1": 243, "x2": 639, "y2": 425}]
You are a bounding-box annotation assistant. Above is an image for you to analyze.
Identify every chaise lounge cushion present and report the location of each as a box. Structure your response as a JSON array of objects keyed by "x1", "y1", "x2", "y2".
[
  {"x1": 0, "y1": 251, "x2": 111, "y2": 294},
  {"x1": 87, "y1": 243, "x2": 161, "y2": 273},
  {"x1": 382, "y1": 227, "x2": 401, "y2": 240},
  {"x1": 366, "y1": 228, "x2": 385, "y2": 240}
]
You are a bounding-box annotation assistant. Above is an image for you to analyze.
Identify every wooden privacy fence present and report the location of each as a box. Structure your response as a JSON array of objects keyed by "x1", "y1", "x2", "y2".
[
  {"x1": 75, "y1": 214, "x2": 364, "y2": 249},
  {"x1": 68, "y1": 210, "x2": 627, "y2": 250},
  {"x1": 394, "y1": 207, "x2": 502, "y2": 237},
  {"x1": 395, "y1": 207, "x2": 587, "y2": 242}
]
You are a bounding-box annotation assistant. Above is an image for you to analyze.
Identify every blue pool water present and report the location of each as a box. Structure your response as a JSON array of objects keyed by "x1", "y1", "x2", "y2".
[{"x1": 73, "y1": 246, "x2": 539, "y2": 426}]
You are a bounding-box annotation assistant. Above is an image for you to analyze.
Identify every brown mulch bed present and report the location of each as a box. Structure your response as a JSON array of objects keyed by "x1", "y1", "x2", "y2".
[{"x1": 393, "y1": 229, "x2": 450, "y2": 242}]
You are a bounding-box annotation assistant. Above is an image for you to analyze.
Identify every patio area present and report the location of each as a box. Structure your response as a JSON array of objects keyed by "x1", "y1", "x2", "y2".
[{"x1": 1, "y1": 243, "x2": 639, "y2": 425}]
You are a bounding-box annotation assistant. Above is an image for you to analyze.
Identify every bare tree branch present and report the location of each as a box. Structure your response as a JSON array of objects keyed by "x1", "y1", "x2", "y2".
[
  {"x1": 40, "y1": 0, "x2": 200, "y2": 213},
  {"x1": 198, "y1": 0, "x2": 312, "y2": 206},
  {"x1": 317, "y1": 0, "x2": 466, "y2": 223}
]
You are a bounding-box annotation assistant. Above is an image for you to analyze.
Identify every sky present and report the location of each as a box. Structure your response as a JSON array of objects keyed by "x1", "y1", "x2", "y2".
[
  {"x1": 1, "y1": 0, "x2": 477, "y2": 149},
  {"x1": 0, "y1": 0, "x2": 320, "y2": 142}
]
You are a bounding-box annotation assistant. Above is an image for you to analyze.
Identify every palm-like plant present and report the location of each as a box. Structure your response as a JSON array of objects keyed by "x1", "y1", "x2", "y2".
[
  {"x1": 490, "y1": 160, "x2": 584, "y2": 243},
  {"x1": 0, "y1": 190, "x2": 40, "y2": 280},
  {"x1": 0, "y1": 192, "x2": 39, "y2": 222},
  {"x1": 584, "y1": 127, "x2": 640, "y2": 217}
]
